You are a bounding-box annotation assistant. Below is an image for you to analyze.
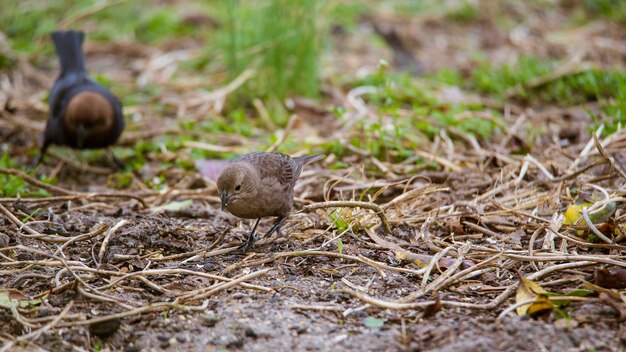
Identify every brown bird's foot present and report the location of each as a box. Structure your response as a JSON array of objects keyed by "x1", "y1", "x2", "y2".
[
  {"x1": 238, "y1": 232, "x2": 258, "y2": 254},
  {"x1": 238, "y1": 218, "x2": 261, "y2": 254}
]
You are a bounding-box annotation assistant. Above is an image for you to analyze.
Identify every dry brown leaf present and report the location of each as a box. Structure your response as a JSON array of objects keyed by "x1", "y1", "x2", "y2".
[{"x1": 594, "y1": 268, "x2": 626, "y2": 290}]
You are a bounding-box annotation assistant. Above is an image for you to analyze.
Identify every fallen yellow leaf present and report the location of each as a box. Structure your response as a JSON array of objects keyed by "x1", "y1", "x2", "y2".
[{"x1": 515, "y1": 276, "x2": 548, "y2": 315}]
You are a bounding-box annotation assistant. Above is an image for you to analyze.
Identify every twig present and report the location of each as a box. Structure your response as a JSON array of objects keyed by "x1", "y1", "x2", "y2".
[
  {"x1": 581, "y1": 207, "x2": 613, "y2": 244},
  {"x1": 0, "y1": 168, "x2": 75, "y2": 195},
  {"x1": 593, "y1": 133, "x2": 626, "y2": 182},
  {"x1": 177, "y1": 268, "x2": 272, "y2": 303},
  {"x1": 290, "y1": 304, "x2": 344, "y2": 311},
  {"x1": 302, "y1": 200, "x2": 393, "y2": 235},
  {"x1": 17, "y1": 300, "x2": 74, "y2": 341},
  {"x1": 98, "y1": 219, "x2": 129, "y2": 265},
  {"x1": 497, "y1": 296, "x2": 590, "y2": 320},
  {"x1": 0, "y1": 203, "x2": 68, "y2": 242},
  {"x1": 57, "y1": 300, "x2": 209, "y2": 328},
  {"x1": 55, "y1": 224, "x2": 110, "y2": 255}
]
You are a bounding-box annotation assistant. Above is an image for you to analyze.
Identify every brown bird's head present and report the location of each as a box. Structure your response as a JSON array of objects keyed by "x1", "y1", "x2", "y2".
[
  {"x1": 216, "y1": 162, "x2": 259, "y2": 212},
  {"x1": 64, "y1": 91, "x2": 115, "y2": 148}
]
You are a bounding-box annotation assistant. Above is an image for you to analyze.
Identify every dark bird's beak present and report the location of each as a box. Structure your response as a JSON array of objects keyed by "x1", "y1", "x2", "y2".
[{"x1": 220, "y1": 192, "x2": 229, "y2": 211}]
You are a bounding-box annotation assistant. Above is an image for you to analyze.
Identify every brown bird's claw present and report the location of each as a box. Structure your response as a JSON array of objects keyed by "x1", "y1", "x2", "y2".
[
  {"x1": 238, "y1": 232, "x2": 257, "y2": 254},
  {"x1": 238, "y1": 218, "x2": 261, "y2": 254}
]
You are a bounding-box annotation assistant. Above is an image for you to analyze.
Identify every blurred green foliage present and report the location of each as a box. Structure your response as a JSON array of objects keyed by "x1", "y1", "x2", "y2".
[
  {"x1": 470, "y1": 56, "x2": 626, "y2": 131},
  {"x1": 220, "y1": 0, "x2": 325, "y2": 109},
  {"x1": 582, "y1": 0, "x2": 626, "y2": 24},
  {"x1": 1, "y1": 0, "x2": 205, "y2": 54},
  {"x1": 1, "y1": 0, "x2": 624, "y2": 180},
  {"x1": 0, "y1": 150, "x2": 52, "y2": 197}
]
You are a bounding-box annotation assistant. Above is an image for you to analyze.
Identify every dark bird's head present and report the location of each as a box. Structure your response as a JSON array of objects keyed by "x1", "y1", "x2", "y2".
[
  {"x1": 216, "y1": 162, "x2": 259, "y2": 212},
  {"x1": 64, "y1": 91, "x2": 115, "y2": 148}
]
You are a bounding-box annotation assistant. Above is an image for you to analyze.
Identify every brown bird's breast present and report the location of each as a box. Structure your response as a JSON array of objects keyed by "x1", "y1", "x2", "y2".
[
  {"x1": 64, "y1": 91, "x2": 115, "y2": 140},
  {"x1": 226, "y1": 177, "x2": 293, "y2": 219}
]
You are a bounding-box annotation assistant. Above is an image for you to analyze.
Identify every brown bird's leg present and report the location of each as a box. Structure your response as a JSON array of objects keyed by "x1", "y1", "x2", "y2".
[
  {"x1": 30, "y1": 142, "x2": 50, "y2": 171},
  {"x1": 239, "y1": 218, "x2": 261, "y2": 253},
  {"x1": 263, "y1": 216, "x2": 286, "y2": 238}
]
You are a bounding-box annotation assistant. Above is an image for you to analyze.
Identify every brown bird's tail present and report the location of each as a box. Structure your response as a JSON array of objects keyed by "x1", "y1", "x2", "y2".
[
  {"x1": 51, "y1": 30, "x2": 86, "y2": 75},
  {"x1": 295, "y1": 154, "x2": 325, "y2": 165}
]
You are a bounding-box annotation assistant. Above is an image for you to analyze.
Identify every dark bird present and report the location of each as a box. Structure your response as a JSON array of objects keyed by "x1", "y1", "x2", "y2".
[
  {"x1": 32, "y1": 30, "x2": 124, "y2": 168},
  {"x1": 217, "y1": 152, "x2": 325, "y2": 252}
]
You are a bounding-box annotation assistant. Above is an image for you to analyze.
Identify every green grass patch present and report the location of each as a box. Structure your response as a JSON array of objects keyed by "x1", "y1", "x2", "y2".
[
  {"x1": 1, "y1": 0, "x2": 209, "y2": 56},
  {"x1": 219, "y1": 0, "x2": 325, "y2": 107},
  {"x1": 581, "y1": 0, "x2": 626, "y2": 24},
  {"x1": 445, "y1": 2, "x2": 479, "y2": 22},
  {"x1": 322, "y1": 69, "x2": 502, "y2": 163},
  {"x1": 469, "y1": 56, "x2": 626, "y2": 131},
  {"x1": 0, "y1": 150, "x2": 52, "y2": 197},
  {"x1": 471, "y1": 56, "x2": 555, "y2": 98}
]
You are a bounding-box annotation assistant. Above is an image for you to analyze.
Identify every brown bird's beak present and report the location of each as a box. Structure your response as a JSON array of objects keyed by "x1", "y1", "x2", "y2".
[{"x1": 220, "y1": 192, "x2": 229, "y2": 211}]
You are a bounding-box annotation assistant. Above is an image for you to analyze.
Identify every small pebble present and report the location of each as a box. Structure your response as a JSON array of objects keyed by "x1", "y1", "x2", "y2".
[
  {"x1": 156, "y1": 335, "x2": 171, "y2": 342},
  {"x1": 89, "y1": 319, "x2": 120, "y2": 338},
  {"x1": 125, "y1": 345, "x2": 139, "y2": 352},
  {"x1": 245, "y1": 327, "x2": 258, "y2": 338},
  {"x1": 226, "y1": 338, "x2": 244, "y2": 349},
  {"x1": 201, "y1": 314, "x2": 219, "y2": 327}
]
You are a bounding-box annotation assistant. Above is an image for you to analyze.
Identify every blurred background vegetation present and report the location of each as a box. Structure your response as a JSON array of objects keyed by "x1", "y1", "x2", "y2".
[{"x1": 0, "y1": 0, "x2": 625, "y2": 195}]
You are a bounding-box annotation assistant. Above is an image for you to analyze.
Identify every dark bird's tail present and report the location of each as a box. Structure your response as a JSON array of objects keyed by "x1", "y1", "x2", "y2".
[
  {"x1": 295, "y1": 154, "x2": 325, "y2": 165},
  {"x1": 51, "y1": 30, "x2": 86, "y2": 75}
]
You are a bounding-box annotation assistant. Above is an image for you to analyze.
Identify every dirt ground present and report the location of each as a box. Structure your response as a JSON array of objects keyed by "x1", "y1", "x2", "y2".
[{"x1": 1, "y1": 1, "x2": 626, "y2": 351}]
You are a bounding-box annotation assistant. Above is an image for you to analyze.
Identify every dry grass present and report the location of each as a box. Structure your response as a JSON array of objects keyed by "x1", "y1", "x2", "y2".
[{"x1": 0, "y1": 1, "x2": 625, "y2": 350}]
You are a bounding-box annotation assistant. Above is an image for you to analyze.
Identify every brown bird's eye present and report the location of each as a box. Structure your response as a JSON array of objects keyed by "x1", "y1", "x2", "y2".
[{"x1": 235, "y1": 185, "x2": 241, "y2": 192}]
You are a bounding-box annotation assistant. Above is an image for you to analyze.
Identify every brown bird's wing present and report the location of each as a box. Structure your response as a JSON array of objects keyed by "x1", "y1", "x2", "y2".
[{"x1": 236, "y1": 152, "x2": 303, "y2": 189}]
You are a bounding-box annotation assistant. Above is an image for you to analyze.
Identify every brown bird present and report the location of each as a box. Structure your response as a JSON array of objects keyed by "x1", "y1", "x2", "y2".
[
  {"x1": 217, "y1": 152, "x2": 325, "y2": 251},
  {"x1": 32, "y1": 30, "x2": 124, "y2": 168}
]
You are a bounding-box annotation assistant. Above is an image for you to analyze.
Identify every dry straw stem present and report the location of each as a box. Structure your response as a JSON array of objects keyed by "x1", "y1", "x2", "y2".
[
  {"x1": 153, "y1": 228, "x2": 228, "y2": 262},
  {"x1": 290, "y1": 304, "x2": 344, "y2": 311},
  {"x1": 302, "y1": 200, "x2": 393, "y2": 235},
  {"x1": 342, "y1": 260, "x2": 597, "y2": 311},
  {"x1": 221, "y1": 250, "x2": 424, "y2": 277},
  {"x1": 497, "y1": 296, "x2": 591, "y2": 320},
  {"x1": 593, "y1": 132, "x2": 626, "y2": 181},
  {"x1": 97, "y1": 219, "x2": 129, "y2": 265},
  {"x1": 503, "y1": 254, "x2": 626, "y2": 267},
  {"x1": 581, "y1": 207, "x2": 613, "y2": 244},
  {"x1": 100, "y1": 268, "x2": 273, "y2": 293},
  {"x1": 0, "y1": 301, "x2": 74, "y2": 352},
  {"x1": 54, "y1": 224, "x2": 110, "y2": 255},
  {"x1": 55, "y1": 300, "x2": 210, "y2": 328},
  {"x1": 177, "y1": 267, "x2": 272, "y2": 303},
  {"x1": 0, "y1": 203, "x2": 68, "y2": 243},
  {"x1": 0, "y1": 168, "x2": 75, "y2": 195},
  {"x1": 0, "y1": 168, "x2": 151, "y2": 207}
]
